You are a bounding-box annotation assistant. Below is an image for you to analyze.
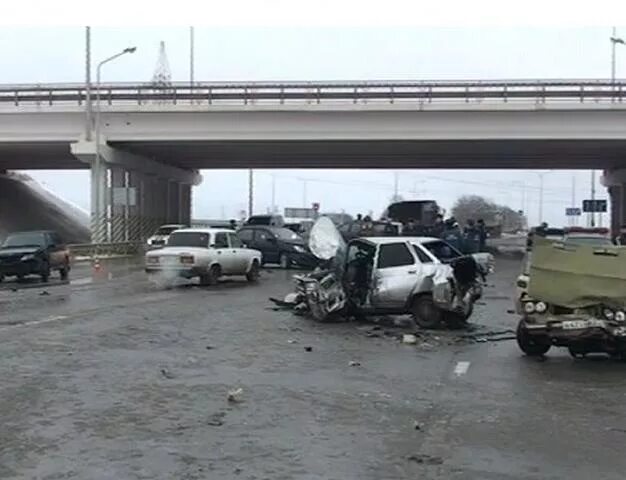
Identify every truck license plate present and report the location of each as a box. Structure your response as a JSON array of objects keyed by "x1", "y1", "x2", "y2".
[{"x1": 561, "y1": 319, "x2": 605, "y2": 330}]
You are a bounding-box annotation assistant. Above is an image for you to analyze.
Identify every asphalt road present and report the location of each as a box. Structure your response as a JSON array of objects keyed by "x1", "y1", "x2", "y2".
[{"x1": 1, "y1": 257, "x2": 625, "y2": 479}]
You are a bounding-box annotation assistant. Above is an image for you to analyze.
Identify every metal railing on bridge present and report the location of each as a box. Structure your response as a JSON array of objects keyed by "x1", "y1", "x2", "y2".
[{"x1": 0, "y1": 79, "x2": 625, "y2": 107}]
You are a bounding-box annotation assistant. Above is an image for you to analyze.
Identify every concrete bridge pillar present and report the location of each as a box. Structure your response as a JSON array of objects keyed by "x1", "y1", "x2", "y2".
[
  {"x1": 601, "y1": 169, "x2": 626, "y2": 240},
  {"x1": 71, "y1": 140, "x2": 202, "y2": 244}
]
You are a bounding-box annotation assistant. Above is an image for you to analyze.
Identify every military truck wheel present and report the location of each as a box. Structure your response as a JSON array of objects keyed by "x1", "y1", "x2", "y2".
[
  {"x1": 516, "y1": 319, "x2": 550, "y2": 356},
  {"x1": 411, "y1": 295, "x2": 443, "y2": 329}
]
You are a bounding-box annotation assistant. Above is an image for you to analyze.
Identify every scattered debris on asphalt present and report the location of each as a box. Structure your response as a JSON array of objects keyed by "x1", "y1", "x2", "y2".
[
  {"x1": 304, "y1": 346, "x2": 313, "y2": 352},
  {"x1": 402, "y1": 334, "x2": 418, "y2": 345},
  {"x1": 406, "y1": 454, "x2": 444, "y2": 465},
  {"x1": 160, "y1": 368, "x2": 175, "y2": 379},
  {"x1": 413, "y1": 421, "x2": 423, "y2": 430},
  {"x1": 348, "y1": 361, "x2": 361, "y2": 367},
  {"x1": 39, "y1": 290, "x2": 50, "y2": 296},
  {"x1": 287, "y1": 339, "x2": 299, "y2": 344},
  {"x1": 227, "y1": 388, "x2": 244, "y2": 403},
  {"x1": 206, "y1": 345, "x2": 214, "y2": 350},
  {"x1": 207, "y1": 412, "x2": 226, "y2": 426}
]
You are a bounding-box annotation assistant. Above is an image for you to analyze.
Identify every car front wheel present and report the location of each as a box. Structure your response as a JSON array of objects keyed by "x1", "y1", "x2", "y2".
[
  {"x1": 411, "y1": 294, "x2": 443, "y2": 329},
  {"x1": 516, "y1": 319, "x2": 550, "y2": 356},
  {"x1": 40, "y1": 261, "x2": 50, "y2": 283},
  {"x1": 246, "y1": 262, "x2": 260, "y2": 282}
]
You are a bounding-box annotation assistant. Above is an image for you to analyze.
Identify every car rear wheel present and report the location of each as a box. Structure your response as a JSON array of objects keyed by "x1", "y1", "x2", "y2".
[
  {"x1": 246, "y1": 261, "x2": 260, "y2": 282},
  {"x1": 40, "y1": 261, "x2": 50, "y2": 283},
  {"x1": 200, "y1": 265, "x2": 220, "y2": 286},
  {"x1": 279, "y1": 253, "x2": 290, "y2": 269},
  {"x1": 516, "y1": 319, "x2": 550, "y2": 356},
  {"x1": 411, "y1": 294, "x2": 443, "y2": 329}
]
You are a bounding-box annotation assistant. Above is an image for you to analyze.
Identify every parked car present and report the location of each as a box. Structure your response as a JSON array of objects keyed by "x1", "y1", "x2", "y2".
[
  {"x1": 244, "y1": 214, "x2": 284, "y2": 227},
  {"x1": 146, "y1": 224, "x2": 188, "y2": 248},
  {"x1": 145, "y1": 228, "x2": 261, "y2": 285},
  {"x1": 0, "y1": 230, "x2": 70, "y2": 282},
  {"x1": 237, "y1": 225, "x2": 318, "y2": 269},
  {"x1": 338, "y1": 220, "x2": 402, "y2": 241}
]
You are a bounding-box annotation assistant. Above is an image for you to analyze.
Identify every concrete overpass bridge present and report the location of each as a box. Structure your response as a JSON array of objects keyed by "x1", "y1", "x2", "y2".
[{"x1": 1, "y1": 79, "x2": 626, "y2": 240}]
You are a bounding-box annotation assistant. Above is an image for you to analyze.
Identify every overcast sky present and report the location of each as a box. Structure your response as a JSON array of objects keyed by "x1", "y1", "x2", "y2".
[{"x1": 6, "y1": 26, "x2": 624, "y2": 226}]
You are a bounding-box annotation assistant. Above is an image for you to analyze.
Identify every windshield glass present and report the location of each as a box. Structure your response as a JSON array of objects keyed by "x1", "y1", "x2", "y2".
[
  {"x1": 2, "y1": 232, "x2": 46, "y2": 248},
  {"x1": 247, "y1": 216, "x2": 271, "y2": 225},
  {"x1": 421, "y1": 240, "x2": 462, "y2": 262},
  {"x1": 155, "y1": 226, "x2": 182, "y2": 235},
  {"x1": 166, "y1": 232, "x2": 210, "y2": 247},
  {"x1": 273, "y1": 228, "x2": 302, "y2": 241}
]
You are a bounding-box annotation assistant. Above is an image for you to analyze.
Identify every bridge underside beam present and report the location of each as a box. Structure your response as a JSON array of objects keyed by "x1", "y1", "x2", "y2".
[{"x1": 71, "y1": 141, "x2": 200, "y2": 242}]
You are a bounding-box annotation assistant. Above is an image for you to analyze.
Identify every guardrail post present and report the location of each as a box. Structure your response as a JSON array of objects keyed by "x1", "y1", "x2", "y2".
[
  {"x1": 580, "y1": 85, "x2": 584, "y2": 103},
  {"x1": 316, "y1": 87, "x2": 321, "y2": 104},
  {"x1": 173, "y1": 88, "x2": 177, "y2": 105},
  {"x1": 390, "y1": 86, "x2": 394, "y2": 104},
  {"x1": 137, "y1": 88, "x2": 141, "y2": 105},
  {"x1": 108, "y1": 89, "x2": 112, "y2": 106},
  {"x1": 208, "y1": 87, "x2": 212, "y2": 105},
  {"x1": 279, "y1": 86, "x2": 284, "y2": 105},
  {"x1": 620, "y1": 85, "x2": 623, "y2": 103},
  {"x1": 465, "y1": 86, "x2": 469, "y2": 103},
  {"x1": 244, "y1": 87, "x2": 248, "y2": 105},
  {"x1": 503, "y1": 85, "x2": 508, "y2": 103},
  {"x1": 428, "y1": 86, "x2": 432, "y2": 103},
  {"x1": 49, "y1": 90, "x2": 53, "y2": 106},
  {"x1": 353, "y1": 87, "x2": 358, "y2": 104}
]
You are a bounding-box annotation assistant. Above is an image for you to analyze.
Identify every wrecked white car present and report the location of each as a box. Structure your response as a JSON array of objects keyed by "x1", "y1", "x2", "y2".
[{"x1": 282, "y1": 217, "x2": 493, "y2": 328}]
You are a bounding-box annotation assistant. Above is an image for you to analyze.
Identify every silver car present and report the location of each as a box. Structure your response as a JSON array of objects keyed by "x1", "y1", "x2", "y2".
[{"x1": 292, "y1": 217, "x2": 493, "y2": 328}]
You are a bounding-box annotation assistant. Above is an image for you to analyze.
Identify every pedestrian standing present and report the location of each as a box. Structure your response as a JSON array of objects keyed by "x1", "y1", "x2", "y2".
[
  {"x1": 476, "y1": 218, "x2": 487, "y2": 252},
  {"x1": 463, "y1": 219, "x2": 480, "y2": 254},
  {"x1": 442, "y1": 218, "x2": 464, "y2": 252}
]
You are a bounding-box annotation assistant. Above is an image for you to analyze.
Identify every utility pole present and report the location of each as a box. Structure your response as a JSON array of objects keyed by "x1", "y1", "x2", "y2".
[
  {"x1": 248, "y1": 169, "x2": 254, "y2": 218},
  {"x1": 591, "y1": 170, "x2": 596, "y2": 227},
  {"x1": 85, "y1": 26, "x2": 92, "y2": 140},
  {"x1": 538, "y1": 173, "x2": 545, "y2": 225},
  {"x1": 189, "y1": 27, "x2": 195, "y2": 96},
  {"x1": 271, "y1": 174, "x2": 276, "y2": 213}
]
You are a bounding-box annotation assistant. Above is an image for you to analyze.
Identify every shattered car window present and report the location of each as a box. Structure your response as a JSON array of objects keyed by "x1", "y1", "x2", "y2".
[
  {"x1": 377, "y1": 242, "x2": 415, "y2": 268},
  {"x1": 421, "y1": 240, "x2": 462, "y2": 262}
]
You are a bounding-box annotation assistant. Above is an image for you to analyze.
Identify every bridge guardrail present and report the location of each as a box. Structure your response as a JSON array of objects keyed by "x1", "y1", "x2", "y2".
[
  {"x1": 0, "y1": 80, "x2": 625, "y2": 106},
  {"x1": 68, "y1": 241, "x2": 143, "y2": 260}
]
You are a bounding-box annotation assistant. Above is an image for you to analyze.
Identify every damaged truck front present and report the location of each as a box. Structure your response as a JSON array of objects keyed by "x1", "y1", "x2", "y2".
[
  {"x1": 287, "y1": 217, "x2": 491, "y2": 327},
  {"x1": 517, "y1": 238, "x2": 626, "y2": 358}
]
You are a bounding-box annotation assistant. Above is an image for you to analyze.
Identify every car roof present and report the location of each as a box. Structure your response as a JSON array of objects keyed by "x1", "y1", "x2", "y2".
[
  {"x1": 355, "y1": 236, "x2": 439, "y2": 245},
  {"x1": 170, "y1": 228, "x2": 232, "y2": 234},
  {"x1": 239, "y1": 225, "x2": 289, "y2": 231},
  {"x1": 159, "y1": 224, "x2": 187, "y2": 228}
]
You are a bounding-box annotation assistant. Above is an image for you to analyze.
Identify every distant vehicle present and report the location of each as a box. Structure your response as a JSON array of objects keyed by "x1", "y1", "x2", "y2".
[
  {"x1": 145, "y1": 228, "x2": 261, "y2": 285},
  {"x1": 237, "y1": 225, "x2": 318, "y2": 269},
  {"x1": 338, "y1": 220, "x2": 402, "y2": 241},
  {"x1": 0, "y1": 230, "x2": 70, "y2": 282},
  {"x1": 562, "y1": 227, "x2": 613, "y2": 246},
  {"x1": 146, "y1": 224, "x2": 188, "y2": 248},
  {"x1": 191, "y1": 219, "x2": 238, "y2": 230},
  {"x1": 381, "y1": 200, "x2": 441, "y2": 234},
  {"x1": 322, "y1": 212, "x2": 354, "y2": 226},
  {"x1": 244, "y1": 214, "x2": 284, "y2": 227}
]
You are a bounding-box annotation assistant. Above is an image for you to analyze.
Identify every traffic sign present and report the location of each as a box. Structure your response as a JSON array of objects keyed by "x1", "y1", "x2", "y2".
[
  {"x1": 312, "y1": 202, "x2": 320, "y2": 212},
  {"x1": 582, "y1": 199, "x2": 607, "y2": 213},
  {"x1": 565, "y1": 207, "x2": 582, "y2": 216}
]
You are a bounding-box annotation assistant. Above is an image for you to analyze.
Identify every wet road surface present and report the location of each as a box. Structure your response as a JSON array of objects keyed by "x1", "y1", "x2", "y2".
[{"x1": 0, "y1": 257, "x2": 625, "y2": 479}]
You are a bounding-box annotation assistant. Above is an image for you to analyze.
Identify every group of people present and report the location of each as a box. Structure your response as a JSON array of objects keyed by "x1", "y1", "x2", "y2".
[{"x1": 436, "y1": 215, "x2": 488, "y2": 254}]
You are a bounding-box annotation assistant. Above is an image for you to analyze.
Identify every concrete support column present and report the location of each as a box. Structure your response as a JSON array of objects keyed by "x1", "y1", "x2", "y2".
[
  {"x1": 168, "y1": 181, "x2": 181, "y2": 223},
  {"x1": 109, "y1": 166, "x2": 126, "y2": 242},
  {"x1": 602, "y1": 169, "x2": 626, "y2": 239},
  {"x1": 90, "y1": 162, "x2": 107, "y2": 243},
  {"x1": 128, "y1": 171, "x2": 141, "y2": 241},
  {"x1": 180, "y1": 184, "x2": 192, "y2": 225}
]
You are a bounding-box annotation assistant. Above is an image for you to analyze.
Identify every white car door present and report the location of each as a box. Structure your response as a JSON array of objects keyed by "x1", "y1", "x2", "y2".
[
  {"x1": 213, "y1": 232, "x2": 236, "y2": 274},
  {"x1": 370, "y1": 242, "x2": 419, "y2": 308},
  {"x1": 227, "y1": 232, "x2": 249, "y2": 274}
]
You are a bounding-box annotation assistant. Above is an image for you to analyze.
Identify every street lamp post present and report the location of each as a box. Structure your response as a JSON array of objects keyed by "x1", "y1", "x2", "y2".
[{"x1": 94, "y1": 46, "x2": 137, "y2": 242}]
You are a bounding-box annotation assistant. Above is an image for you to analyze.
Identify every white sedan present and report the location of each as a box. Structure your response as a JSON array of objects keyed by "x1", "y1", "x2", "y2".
[{"x1": 145, "y1": 228, "x2": 262, "y2": 285}]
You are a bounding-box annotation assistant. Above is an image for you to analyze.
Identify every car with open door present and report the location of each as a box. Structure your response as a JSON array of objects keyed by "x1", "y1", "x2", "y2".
[
  {"x1": 145, "y1": 228, "x2": 262, "y2": 285},
  {"x1": 0, "y1": 230, "x2": 70, "y2": 283}
]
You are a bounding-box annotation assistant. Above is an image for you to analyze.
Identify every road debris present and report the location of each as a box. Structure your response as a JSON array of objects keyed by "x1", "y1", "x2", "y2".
[
  {"x1": 348, "y1": 361, "x2": 361, "y2": 367},
  {"x1": 287, "y1": 339, "x2": 299, "y2": 344},
  {"x1": 402, "y1": 334, "x2": 418, "y2": 345},
  {"x1": 406, "y1": 454, "x2": 444, "y2": 465},
  {"x1": 227, "y1": 388, "x2": 244, "y2": 403},
  {"x1": 413, "y1": 421, "x2": 423, "y2": 430},
  {"x1": 304, "y1": 346, "x2": 313, "y2": 352},
  {"x1": 160, "y1": 368, "x2": 175, "y2": 379},
  {"x1": 39, "y1": 290, "x2": 50, "y2": 296},
  {"x1": 207, "y1": 412, "x2": 226, "y2": 426}
]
